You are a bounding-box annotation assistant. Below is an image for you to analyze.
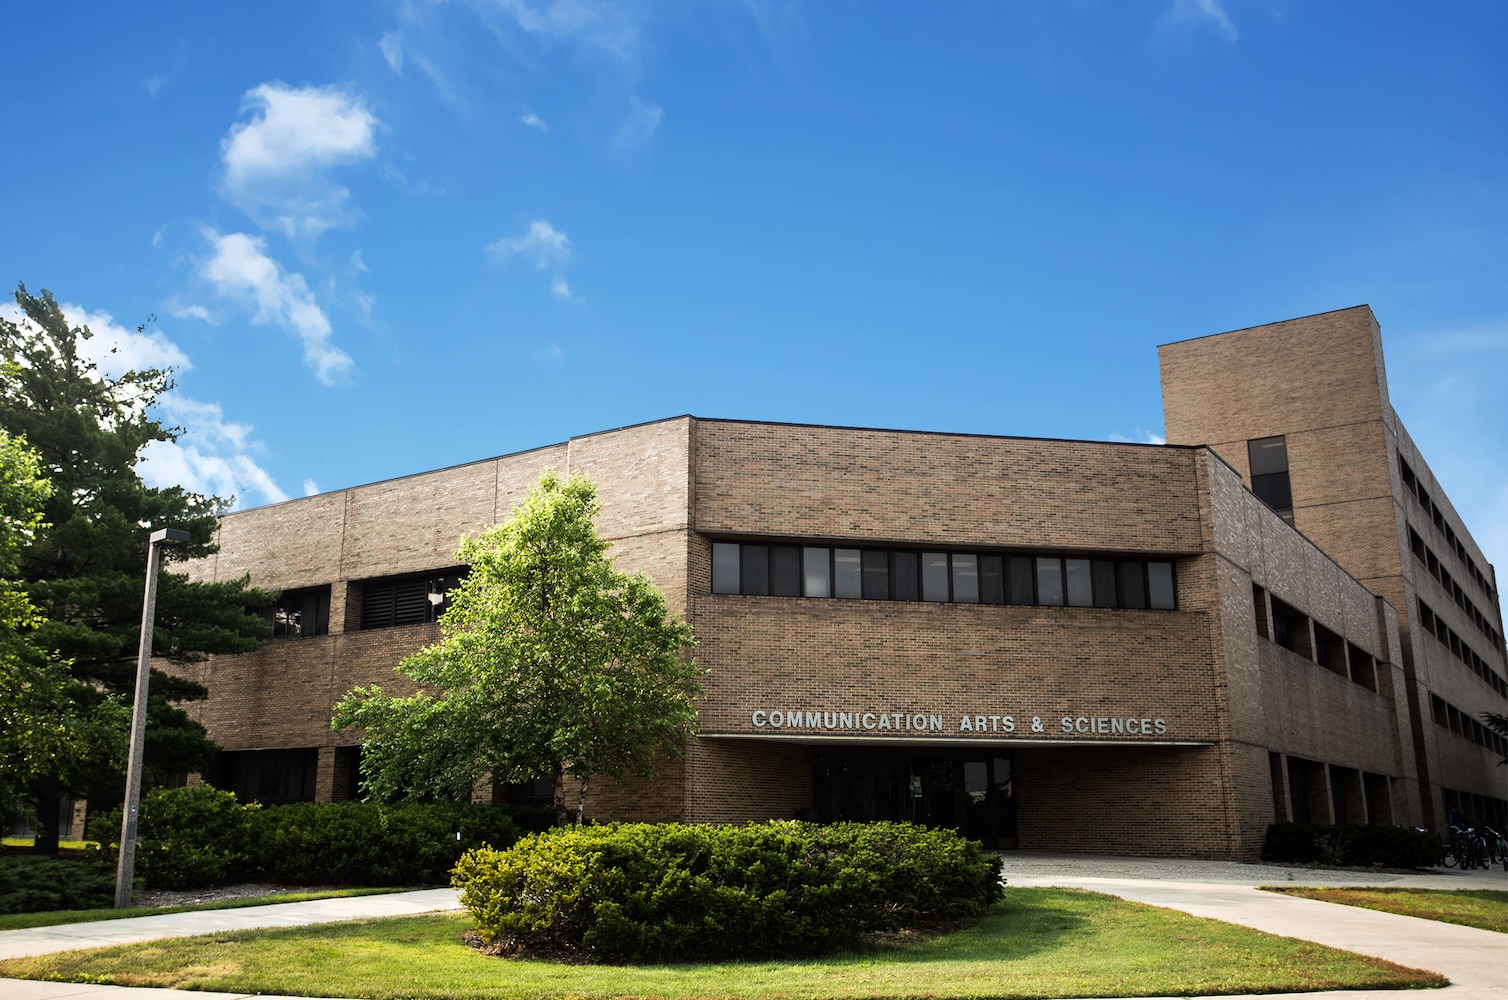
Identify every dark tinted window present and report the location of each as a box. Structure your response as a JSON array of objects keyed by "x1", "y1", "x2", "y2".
[
  {"x1": 712, "y1": 542, "x2": 740, "y2": 594},
  {"x1": 803, "y1": 546, "x2": 831, "y2": 597},
  {"x1": 741, "y1": 544, "x2": 769, "y2": 596},
  {"x1": 922, "y1": 552, "x2": 950, "y2": 602},
  {"x1": 1036, "y1": 557, "x2": 1064, "y2": 606},
  {"x1": 267, "y1": 586, "x2": 331, "y2": 639},
  {"x1": 1065, "y1": 558, "x2": 1093, "y2": 607},
  {"x1": 862, "y1": 549, "x2": 890, "y2": 600},
  {"x1": 1007, "y1": 557, "x2": 1034, "y2": 605},
  {"x1": 1092, "y1": 561, "x2": 1117, "y2": 609},
  {"x1": 834, "y1": 548, "x2": 862, "y2": 599},
  {"x1": 1147, "y1": 561, "x2": 1176, "y2": 610},
  {"x1": 980, "y1": 555, "x2": 1005, "y2": 605},
  {"x1": 770, "y1": 545, "x2": 802, "y2": 597},
  {"x1": 1119, "y1": 561, "x2": 1147, "y2": 609},
  {"x1": 892, "y1": 550, "x2": 919, "y2": 601},
  {"x1": 952, "y1": 553, "x2": 979, "y2": 604}
]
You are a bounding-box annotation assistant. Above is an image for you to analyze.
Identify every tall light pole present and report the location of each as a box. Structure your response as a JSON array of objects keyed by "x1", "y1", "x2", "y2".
[{"x1": 115, "y1": 527, "x2": 192, "y2": 908}]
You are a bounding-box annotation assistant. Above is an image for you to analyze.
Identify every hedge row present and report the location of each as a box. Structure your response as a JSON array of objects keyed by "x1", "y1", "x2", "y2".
[
  {"x1": 0, "y1": 854, "x2": 120, "y2": 914},
  {"x1": 88, "y1": 786, "x2": 523, "y2": 890},
  {"x1": 454, "y1": 820, "x2": 1003, "y2": 963},
  {"x1": 1262, "y1": 822, "x2": 1441, "y2": 868}
]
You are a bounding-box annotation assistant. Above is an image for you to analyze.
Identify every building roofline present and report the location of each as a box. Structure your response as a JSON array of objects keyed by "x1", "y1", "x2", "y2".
[
  {"x1": 1156, "y1": 304, "x2": 1374, "y2": 349},
  {"x1": 218, "y1": 414, "x2": 1197, "y2": 519}
]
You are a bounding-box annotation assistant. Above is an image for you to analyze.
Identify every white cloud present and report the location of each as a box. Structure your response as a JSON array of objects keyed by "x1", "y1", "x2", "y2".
[
  {"x1": 613, "y1": 96, "x2": 663, "y2": 152},
  {"x1": 550, "y1": 276, "x2": 573, "y2": 300},
  {"x1": 1108, "y1": 428, "x2": 1166, "y2": 445},
  {"x1": 200, "y1": 229, "x2": 354, "y2": 384},
  {"x1": 1165, "y1": 0, "x2": 1237, "y2": 42},
  {"x1": 303, "y1": 478, "x2": 320, "y2": 497},
  {"x1": 56, "y1": 304, "x2": 191, "y2": 378},
  {"x1": 487, "y1": 220, "x2": 573, "y2": 269},
  {"x1": 138, "y1": 438, "x2": 289, "y2": 507},
  {"x1": 220, "y1": 82, "x2": 381, "y2": 239},
  {"x1": 145, "y1": 74, "x2": 165, "y2": 97},
  {"x1": 151, "y1": 225, "x2": 167, "y2": 247},
  {"x1": 165, "y1": 298, "x2": 214, "y2": 323},
  {"x1": 380, "y1": 32, "x2": 404, "y2": 75},
  {"x1": 521, "y1": 111, "x2": 549, "y2": 132}
]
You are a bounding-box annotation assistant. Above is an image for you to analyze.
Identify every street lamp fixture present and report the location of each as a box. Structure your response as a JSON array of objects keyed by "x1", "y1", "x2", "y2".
[{"x1": 115, "y1": 527, "x2": 193, "y2": 908}]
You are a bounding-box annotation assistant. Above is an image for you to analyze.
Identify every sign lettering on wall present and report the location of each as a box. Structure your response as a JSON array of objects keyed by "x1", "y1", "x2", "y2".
[{"x1": 748, "y1": 708, "x2": 1171, "y2": 738}]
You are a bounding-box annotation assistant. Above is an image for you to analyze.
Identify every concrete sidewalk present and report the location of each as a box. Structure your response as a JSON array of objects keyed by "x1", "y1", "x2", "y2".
[{"x1": 1, "y1": 856, "x2": 1504, "y2": 1000}]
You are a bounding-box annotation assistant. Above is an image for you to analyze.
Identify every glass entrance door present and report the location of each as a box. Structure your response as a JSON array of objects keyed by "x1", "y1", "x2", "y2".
[{"x1": 814, "y1": 750, "x2": 1017, "y2": 848}]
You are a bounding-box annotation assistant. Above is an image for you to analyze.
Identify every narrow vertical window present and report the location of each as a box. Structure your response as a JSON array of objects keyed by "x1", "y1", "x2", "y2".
[
  {"x1": 770, "y1": 545, "x2": 802, "y2": 597},
  {"x1": 834, "y1": 548, "x2": 862, "y2": 599},
  {"x1": 1007, "y1": 557, "x2": 1034, "y2": 605},
  {"x1": 1118, "y1": 561, "x2": 1147, "y2": 609},
  {"x1": 862, "y1": 549, "x2": 890, "y2": 600},
  {"x1": 922, "y1": 552, "x2": 950, "y2": 602},
  {"x1": 1248, "y1": 435, "x2": 1294, "y2": 524},
  {"x1": 1036, "y1": 557, "x2": 1064, "y2": 606},
  {"x1": 1091, "y1": 561, "x2": 1117, "y2": 609},
  {"x1": 1065, "y1": 559, "x2": 1093, "y2": 607},
  {"x1": 740, "y1": 544, "x2": 769, "y2": 596},
  {"x1": 712, "y1": 542, "x2": 741, "y2": 594},
  {"x1": 892, "y1": 551, "x2": 920, "y2": 601},
  {"x1": 979, "y1": 554, "x2": 1005, "y2": 605},
  {"x1": 1147, "y1": 561, "x2": 1176, "y2": 610},
  {"x1": 952, "y1": 553, "x2": 979, "y2": 604},
  {"x1": 803, "y1": 546, "x2": 831, "y2": 598}
]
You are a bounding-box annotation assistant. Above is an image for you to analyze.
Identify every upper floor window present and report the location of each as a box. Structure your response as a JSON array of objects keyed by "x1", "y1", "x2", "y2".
[
  {"x1": 712, "y1": 540, "x2": 1176, "y2": 610},
  {"x1": 359, "y1": 569, "x2": 466, "y2": 629},
  {"x1": 265, "y1": 586, "x2": 330, "y2": 640},
  {"x1": 1248, "y1": 435, "x2": 1294, "y2": 524}
]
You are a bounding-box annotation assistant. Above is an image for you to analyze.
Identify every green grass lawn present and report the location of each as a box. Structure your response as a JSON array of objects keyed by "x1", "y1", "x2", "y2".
[
  {"x1": 0, "y1": 837, "x2": 93, "y2": 851},
  {"x1": 0, "y1": 888, "x2": 1447, "y2": 999},
  {"x1": 1262, "y1": 886, "x2": 1508, "y2": 934},
  {"x1": 0, "y1": 887, "x2": 404, "y2": 931}
]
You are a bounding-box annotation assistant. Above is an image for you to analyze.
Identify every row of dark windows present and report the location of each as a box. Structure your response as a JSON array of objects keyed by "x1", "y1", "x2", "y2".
[
  {"x1": 1248, "y1": 436, "x2": 1294, "y2": 525},
  {"x1": 1430, "y1": 693, "x2": 1508, "y2": 758},
  {"x1": 1399, "y1": 456, "x2": 1496, "y2": 603},
  {"x1": 1442, "y1": 787, "x2": 1508, "y2": 834},
  {"x1": 1253, "y1": 584, "x2": 1378, "y2": 692},
  {"x1": 1409, "y1": 526, "x2": 1502, "y2": 650},
  {"x1": 1276, "y1": 754, "x2": 1393, "y2": 826},
  {"x1": 1417, "y1": 598, "x2": 1507, "y2": 699},
  {"x1": 712, "y1": 542, "x2": 1177, "y2": 610}
]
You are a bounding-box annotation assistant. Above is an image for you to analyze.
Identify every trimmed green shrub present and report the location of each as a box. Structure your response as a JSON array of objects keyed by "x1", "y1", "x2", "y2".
[
  {"x1": 453, "y1": 821, "x2": 1003, "y2": 963},
  {"x1": 253, "y1": 801, "x2": 521, "y2": 885},
  {"x1": 90, "y1": 786, "x2": 522, "y2": 890},
  {"x1": 88, "y1": 785, "x2": 255, "y2": 889},
  {"x1": 1262, "y1": 822, "x2": 1442, "y2": 869},
  {"x1": 0, "y1": 854, "x2": 121, "y2": 913}
]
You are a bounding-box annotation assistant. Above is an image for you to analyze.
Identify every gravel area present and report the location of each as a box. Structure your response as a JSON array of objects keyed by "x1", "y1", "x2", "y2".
[
  {"x1": 999, "y1": 851, "x2": 1508, "y2": 889},
  {"x1": 135, "y1": 883, "x2": 352, "y2": 907}
]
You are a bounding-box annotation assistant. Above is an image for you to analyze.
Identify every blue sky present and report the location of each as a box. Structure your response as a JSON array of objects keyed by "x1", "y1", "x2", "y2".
[{"x1": 2, "y1": 1, "x2": 1505, "y2": 574}]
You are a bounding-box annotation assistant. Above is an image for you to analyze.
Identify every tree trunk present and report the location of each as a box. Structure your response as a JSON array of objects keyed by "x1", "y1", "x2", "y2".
[
  {"x1": 551, "y1": 762, "x2": 570, "y2": 828},
  {"x1": 575, "y1": 775, "x2": 589, "y2": 827},
  {"x1": 31, "y1": 781, "x2": 61, "y2": 856}
]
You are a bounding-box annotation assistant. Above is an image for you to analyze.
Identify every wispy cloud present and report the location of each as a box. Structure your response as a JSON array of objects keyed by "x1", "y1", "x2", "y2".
[
  {"x1": 550, "y1": 276, "x2": 577, "y2": 302},
  {"x1": 165, "y1": 298, "x2": 214, "y2": 323},
  {"x1": 521, "y1": 110, "x2": 549, "y2": 132},
  {"x1": 145, "y1": 74, "x2": 166, "y2": 97},
  {"x1": 1108, "y1": 428, "x2": 1167, "y2": 445},
  {"x1": 303, "y1": 478, "x2": 320, "y2": 497},
  {"x1": 533, "y1": 343, "x2": 564, "y2": 362},
  {"x1": 53, "y1": 304, "x2": 191, "y2": 377},
  {"x1": 151, "y1": 225, "x2": 167, "y2": 247},
  {"x1": 487, "y1": 220, "x2": 573, "y2": 269},
  {"x1": 220, "y1": 82, "x2": 381, "y2": 240},
  {"x1": 380, "y1": 32, "x2": 404, "y2": 75},
  {"x1": 613, "y1": 96, "x2": 663, "y2": 153},
  {"x1": 492, "y1": 0, "x2": 642, "y2": 61},
  {"x1": 1161, "y1": 0, "x2": 1238, "y2": 43},
  {"x1": 200, "y1": 229, "x2": 354, "y2": 384}
]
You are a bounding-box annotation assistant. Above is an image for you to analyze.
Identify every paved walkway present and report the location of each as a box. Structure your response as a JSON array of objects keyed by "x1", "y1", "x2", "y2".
[{"x1": 0, "y1": 856, "x2": 1502, "y2": 1000}]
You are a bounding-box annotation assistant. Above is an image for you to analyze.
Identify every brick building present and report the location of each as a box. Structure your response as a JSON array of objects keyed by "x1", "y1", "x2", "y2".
[{"x1": 174, "y1": 306, "x2": 1506, "y2": 858}]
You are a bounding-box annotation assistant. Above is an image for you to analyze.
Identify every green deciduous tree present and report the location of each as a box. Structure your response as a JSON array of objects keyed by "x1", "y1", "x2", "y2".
[
  {"x1": 333, "y1": 470, "x2": 702, "y2": 827},
  {"x1": 0, "y1": 429, "x2": 128, "y2": 828},
  {"x1": 0, "y1": 284, "x2": 275, "y2": 852}
]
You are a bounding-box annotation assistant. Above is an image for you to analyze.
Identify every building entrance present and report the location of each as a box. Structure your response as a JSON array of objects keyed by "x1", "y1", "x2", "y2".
[{"x1": 812, "y1": 749, "x2": 1017, "y2": 849}]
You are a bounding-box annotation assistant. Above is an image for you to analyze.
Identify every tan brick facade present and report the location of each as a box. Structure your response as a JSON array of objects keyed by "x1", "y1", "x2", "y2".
[{"x1": 169, "y1": 307, "x2": 1503, "y2": 860}]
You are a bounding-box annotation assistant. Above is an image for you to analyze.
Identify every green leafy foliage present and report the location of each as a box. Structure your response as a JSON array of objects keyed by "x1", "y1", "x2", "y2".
[
  {"x1": 0, "y1": 284, "x2": 276, "y2": 849},
  {"x1": 1262, "y1": 822, "x2": 1442, "y2": 868},
  {"x1": 453, "y1": 821, "x2": 1004, "y2": 963},
  {"x1": 334, "y1": 470, "x2": 702, "y2": 826},
  {"x1": 89, "y1": 786, "x2": 522, "y2": 889},
  {"x1": 0, "y1": 854, "x2": 122, "y2": 914}
]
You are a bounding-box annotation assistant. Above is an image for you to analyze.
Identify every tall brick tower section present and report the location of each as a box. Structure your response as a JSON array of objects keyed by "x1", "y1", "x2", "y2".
[{"x1": 1159, "y1": 306, "x2": 1507, "y2": 829}]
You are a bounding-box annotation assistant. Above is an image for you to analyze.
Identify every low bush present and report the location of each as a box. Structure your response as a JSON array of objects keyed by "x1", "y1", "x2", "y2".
[
  {"x1": 90, "y1": 786, "x2": 522, "y2": 890},
  {"x1": 0, "y1": 854, "x2": 120, "y2": 914},
  {"x1": 453, "y1": 820, "x2": 1003, "y2": 963},
  {"x1": 1262, "y1": 822, "x2": 1441, "y2": 869}
]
